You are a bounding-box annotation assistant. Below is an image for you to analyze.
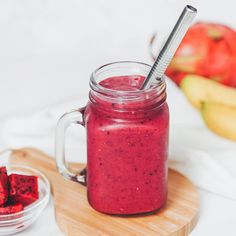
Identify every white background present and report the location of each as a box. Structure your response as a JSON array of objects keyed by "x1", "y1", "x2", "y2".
[
  {"x1": 1, "y1": 0, "x2": 236, "y2": 236},
  {"x1": 1, "y1": 0, "x2": 236, "y2": 117}
]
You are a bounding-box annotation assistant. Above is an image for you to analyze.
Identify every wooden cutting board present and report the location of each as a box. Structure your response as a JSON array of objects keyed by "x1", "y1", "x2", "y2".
[{"x1": 10, "y1": 148, "x2": 199, "y2": 236}]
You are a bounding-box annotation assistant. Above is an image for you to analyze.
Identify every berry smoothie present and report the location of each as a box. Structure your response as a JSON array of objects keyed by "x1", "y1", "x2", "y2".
[{"x1": 85, "y1": 75, "x2": 169, "y2": 215}]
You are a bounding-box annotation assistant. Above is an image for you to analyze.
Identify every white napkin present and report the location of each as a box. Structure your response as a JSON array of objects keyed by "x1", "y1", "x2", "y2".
[{"x1": 1, "y1": 79, "x2": 236, "y2": 200}]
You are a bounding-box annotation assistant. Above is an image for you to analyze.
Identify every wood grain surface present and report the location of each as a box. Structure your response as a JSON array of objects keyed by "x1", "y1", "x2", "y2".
[{"x1": 10, "y1": 148, "x2": 199, "y2": 236}]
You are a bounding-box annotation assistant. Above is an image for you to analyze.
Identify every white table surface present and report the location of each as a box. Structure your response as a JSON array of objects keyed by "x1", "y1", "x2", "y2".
[{"x1": 1, "y1": 0, "x2": 236, "y2": 235}]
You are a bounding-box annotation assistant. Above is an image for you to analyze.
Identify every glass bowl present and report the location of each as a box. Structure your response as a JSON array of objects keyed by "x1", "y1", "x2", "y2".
[{"x1": 0, "y1": 165, "x2": 50, "y2": 235}]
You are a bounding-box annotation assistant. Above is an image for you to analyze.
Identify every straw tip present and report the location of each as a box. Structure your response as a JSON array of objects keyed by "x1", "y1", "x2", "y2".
[{"x1": 186, "y1": 5, "x2": 197, "y2": 13}]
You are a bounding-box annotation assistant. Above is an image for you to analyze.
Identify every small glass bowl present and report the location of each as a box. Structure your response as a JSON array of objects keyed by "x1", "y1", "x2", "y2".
[{"x1": 0, "y1": 165, "x2": 50, "y2": 235}]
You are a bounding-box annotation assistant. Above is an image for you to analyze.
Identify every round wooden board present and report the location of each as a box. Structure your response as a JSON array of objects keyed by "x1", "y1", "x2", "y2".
[{"x1": 11, "y1": 148, "x2": 199, "y2": 236}]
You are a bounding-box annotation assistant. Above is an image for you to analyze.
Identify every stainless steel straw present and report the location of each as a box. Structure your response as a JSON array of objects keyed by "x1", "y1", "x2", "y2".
[{"x1": 141, "y1": 5, "x2": 197, "y2": 89}]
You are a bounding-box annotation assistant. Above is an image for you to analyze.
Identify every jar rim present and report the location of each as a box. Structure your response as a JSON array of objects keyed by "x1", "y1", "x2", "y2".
[{"x1": 89, "y1": 61, "x2": 166, "y2": 101}]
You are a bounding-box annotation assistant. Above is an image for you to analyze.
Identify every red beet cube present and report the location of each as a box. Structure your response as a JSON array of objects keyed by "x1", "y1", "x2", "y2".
[
  {"x1": 0, "y1": 167, "x2": 9, "y2": 205},
  {"x1": 9, "y1": 174, "x2": 39, "y2": 207},
  {"x1": 0, "y1": 203, "x2": 23, "y2": 215}
]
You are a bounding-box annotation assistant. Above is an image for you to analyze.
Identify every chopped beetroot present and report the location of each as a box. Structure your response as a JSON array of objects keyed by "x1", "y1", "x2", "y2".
[
  {"x1": 9, "y1": 174, "x2": 39, "y2": 207},
  {"x1": 0, "y1": 167, "x2": 9, "y2": 205},
  {"x1": 0, "y1": 203, "x2": 24, "y2": 215}
]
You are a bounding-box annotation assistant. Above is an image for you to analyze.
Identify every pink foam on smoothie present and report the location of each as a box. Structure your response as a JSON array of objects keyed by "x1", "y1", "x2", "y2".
[
  {"x1": 85, "y1": 75, "x2": 169, "y2": 215},
  {"x1": 99, "y1": 75, "x2": 145, "y2": 91}
]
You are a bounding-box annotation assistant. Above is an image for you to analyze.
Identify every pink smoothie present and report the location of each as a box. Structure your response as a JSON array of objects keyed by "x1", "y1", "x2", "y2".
[{"x1": 85, "y1": 75, "x2": 169, "y2": 215}]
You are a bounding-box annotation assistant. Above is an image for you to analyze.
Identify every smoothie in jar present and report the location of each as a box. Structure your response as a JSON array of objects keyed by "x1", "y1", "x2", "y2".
[{"x1": 85, "y1": 68, "x2": 169, "y2": 215}]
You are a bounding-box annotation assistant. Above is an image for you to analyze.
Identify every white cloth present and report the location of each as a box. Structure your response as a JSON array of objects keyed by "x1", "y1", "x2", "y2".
[{"x1": 2, "y1": 79, "x2": 236, "y2": 199}]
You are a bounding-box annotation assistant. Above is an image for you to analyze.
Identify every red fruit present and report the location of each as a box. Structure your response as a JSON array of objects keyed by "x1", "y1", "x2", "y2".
[
  {"x1": 0, "y1": 167, "x2": 9, "y2": 205},
  {"x1": 0, "y1": 203, "x2": 23, "y2": 215},
  {"x1": 166, "y1": 22, "x2": 236, "y2": 87},
  {"x1": 166, "y1": 68, "x2": 187, "y2": 85},
  {"x1": 9, "y1": 174, "x2": 39, "y2": 207}
]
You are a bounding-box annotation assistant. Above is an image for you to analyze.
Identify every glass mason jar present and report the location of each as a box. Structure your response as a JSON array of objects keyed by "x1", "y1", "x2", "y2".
[{"x1": 55, "y1": 61, "x2": 169, "y2": 215}]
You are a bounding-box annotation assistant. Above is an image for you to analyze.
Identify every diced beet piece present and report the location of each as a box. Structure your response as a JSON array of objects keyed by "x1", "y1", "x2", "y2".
[
  {"x1": 9, "y1": 174, "x2": 39, "y2": 207},
  {"x1": 0, "y1": 167, "x2": 9, "y2": 205},
  {"x1": 0, "y1": 203, "x2": 24, "y2": 215}
]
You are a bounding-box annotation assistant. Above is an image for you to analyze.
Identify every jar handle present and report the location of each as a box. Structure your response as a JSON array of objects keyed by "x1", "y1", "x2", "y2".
[{"x1": 55, "y1": 107, "x2": 86, "y2": 184}]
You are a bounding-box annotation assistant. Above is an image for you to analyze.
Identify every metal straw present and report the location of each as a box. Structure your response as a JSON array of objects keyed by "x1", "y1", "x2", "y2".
[{"x1": 141, "y1": 5, "x2": 197, "y2": 89}]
